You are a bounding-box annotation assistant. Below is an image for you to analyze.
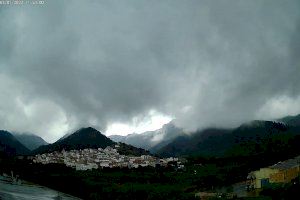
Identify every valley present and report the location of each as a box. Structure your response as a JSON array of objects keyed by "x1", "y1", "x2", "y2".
[{"x1": 1, "y1": 114, "x2": 300, "y2": 199}]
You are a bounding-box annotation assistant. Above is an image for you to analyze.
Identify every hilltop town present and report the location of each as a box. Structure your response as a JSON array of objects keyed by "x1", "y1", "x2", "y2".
[{"x1": 33, "y1": 144, "x2": 184, "y2": 171}]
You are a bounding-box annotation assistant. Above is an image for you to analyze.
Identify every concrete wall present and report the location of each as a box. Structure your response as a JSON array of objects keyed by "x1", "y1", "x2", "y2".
[
  {"x1": 284, "y1": 166, "x2": 299, "y2": 182},
  {"x1": 251, "y1": 166, "x2": 299, "y2": 188},
  {"x1": 252, "y1": 168, "x2": 279, "y2": 188},
  {"x1": 270, "y1": 171, "x2": 285, "y2": 183},
  {"x1": 270, "y1": 166, "x2": 299, "y2": 183}
]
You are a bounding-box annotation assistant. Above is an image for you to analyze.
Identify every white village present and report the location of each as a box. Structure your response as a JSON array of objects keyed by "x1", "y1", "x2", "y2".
[{"x1": 33, "y1": 144, "x2": 184, "y2": 171}]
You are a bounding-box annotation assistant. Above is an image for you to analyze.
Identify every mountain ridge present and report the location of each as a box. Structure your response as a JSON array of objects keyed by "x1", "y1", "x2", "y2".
[
  {"x1": 33, "y1": 127, "x2": 114, "y2": 154},
  {"x1": 277, "y1": 113, "x2": 300, "y2": 127},
  {"x1": 157, "y1": 117, "x2": 300, "y2": 158},
  {"x1": 0, "y1": 130, "x2": 31, "y2": 156},
  {"x1": 108, "y1": 122, "x2": 184, "y2": 152},
  {"x1": 33, "y1": 127, "x2": 150, "y2": 156},
  {"x1": 13, "y1": 133, "x2": 48, "y2": 151}
]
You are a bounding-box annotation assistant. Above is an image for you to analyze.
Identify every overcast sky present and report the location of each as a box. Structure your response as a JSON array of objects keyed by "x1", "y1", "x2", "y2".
[{"x1": 0, "y1": 0, "x2": 300, "y2": 143}]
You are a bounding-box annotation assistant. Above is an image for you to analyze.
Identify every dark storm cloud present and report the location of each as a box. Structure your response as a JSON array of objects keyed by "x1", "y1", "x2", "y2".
[{"x1": 0, "y1": 0, "x2": 300, "y2": 142}]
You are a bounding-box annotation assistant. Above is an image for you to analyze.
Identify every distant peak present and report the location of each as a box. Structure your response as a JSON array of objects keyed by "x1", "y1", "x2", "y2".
[
  {"x1": 77, "y1": 127, "x2": 100, "y2": 133},
  {"x1": 0, "y1": 130, "x2": 14, "y2": 137},
  {"x1": 84, "y1": 127, "x2": 98, "y2": 131},
  {"x1": 162, "y1": 121, "x2": 176, "y2": 128},
  {"x1": 240, "y1": 120, "x2": 266, "y2": 128}
]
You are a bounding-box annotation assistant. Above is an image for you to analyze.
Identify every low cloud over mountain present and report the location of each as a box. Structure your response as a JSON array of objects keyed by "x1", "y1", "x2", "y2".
[{"x1": 0, "y1": 0, "x2": 300, "y2": 142}]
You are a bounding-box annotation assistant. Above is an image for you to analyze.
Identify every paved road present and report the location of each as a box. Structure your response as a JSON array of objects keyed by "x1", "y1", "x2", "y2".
[{"x1": 0, "y1": 176, "x2": 81, "y2": 200}]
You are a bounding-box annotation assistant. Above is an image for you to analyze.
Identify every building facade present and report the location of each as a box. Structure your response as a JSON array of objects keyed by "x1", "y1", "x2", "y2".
[{"x1": 247, "y1": 156, "x2": 300, "y2": 189}]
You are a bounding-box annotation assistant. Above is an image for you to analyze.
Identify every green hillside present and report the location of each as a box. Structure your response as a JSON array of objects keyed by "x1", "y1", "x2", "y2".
[
  {"x1": 33, "y1": 127, "x2": 150, "y2": 156},
  {"x1": 157, "y1": 119, "x2": 300, "y2": 158}
]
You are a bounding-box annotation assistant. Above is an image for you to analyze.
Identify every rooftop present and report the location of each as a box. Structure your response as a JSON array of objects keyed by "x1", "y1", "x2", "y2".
[{"x1": 270, "y1": 155, "x2": 300, "y2": 170}]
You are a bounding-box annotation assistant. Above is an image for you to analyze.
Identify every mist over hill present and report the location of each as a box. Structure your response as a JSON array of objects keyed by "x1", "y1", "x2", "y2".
[
  {"x1": 156, "y1": 114, "x2": 300, "y2": 158},
  {"x1": 1, "y1": 113, "x2": 300, "y2": 159},
  {"x1": 33, "y1": 127, "x2": 149, "y2": 156},
  {"x1": 13, "y1": 133, "x2": 48, "y2": 151},
  {"x1": 109, "y1": 122, "x2": 184, "y2": 152}
]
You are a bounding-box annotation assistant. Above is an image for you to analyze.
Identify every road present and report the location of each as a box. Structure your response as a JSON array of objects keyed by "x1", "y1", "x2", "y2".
[{"x1": 0, "y1": 176, "x2": 81, "y2": 200}]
